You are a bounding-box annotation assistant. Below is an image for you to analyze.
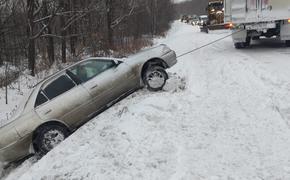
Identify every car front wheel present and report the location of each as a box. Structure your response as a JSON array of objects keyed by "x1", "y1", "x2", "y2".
[
  {"x1": 34, "y1": 124, "x2": 70, "y2": 156},
  {"x1": 143, "y1": 66, "x2": 168, "y2": 91}
]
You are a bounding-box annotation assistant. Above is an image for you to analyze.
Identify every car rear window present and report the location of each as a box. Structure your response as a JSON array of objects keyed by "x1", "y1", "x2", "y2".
[
  {"x1": 35, "y1": 91, "x2": 48, "y2": 107},
  {"x1": 44, "y1": 75, "x2": 75, "y2": 100}
]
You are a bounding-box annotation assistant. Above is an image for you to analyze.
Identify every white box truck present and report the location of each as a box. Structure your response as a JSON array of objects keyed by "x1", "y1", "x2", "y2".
[{"x1": 224, "y1": 0, "x2": 290, "y2": 48}]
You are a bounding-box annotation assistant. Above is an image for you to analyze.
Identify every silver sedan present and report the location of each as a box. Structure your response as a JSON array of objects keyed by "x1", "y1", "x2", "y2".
[{"x1": 0, "y1": 44, "x2": 177, "y2": 164}]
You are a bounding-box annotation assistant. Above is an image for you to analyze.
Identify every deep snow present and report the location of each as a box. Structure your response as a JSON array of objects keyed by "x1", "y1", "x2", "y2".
[{"x1": 2, "y1": 21, "x2": 290, "y2": 180}]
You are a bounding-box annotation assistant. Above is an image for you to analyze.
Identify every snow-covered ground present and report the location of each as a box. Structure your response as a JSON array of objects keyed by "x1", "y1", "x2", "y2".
[{"x1": 2, "y1": 21, "x2": 290, "y2": 180}]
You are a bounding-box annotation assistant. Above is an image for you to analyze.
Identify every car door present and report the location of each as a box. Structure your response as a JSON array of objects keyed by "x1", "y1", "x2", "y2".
[
  {"x1": 35, "y1": 73, "x2": 94, "y2": 127},
  {"x1": 109, "y1": 61, "x2": 139, "y2": 98},
  {"x1": 67, "y1": 59, "x2": 137, "y2": 114}
]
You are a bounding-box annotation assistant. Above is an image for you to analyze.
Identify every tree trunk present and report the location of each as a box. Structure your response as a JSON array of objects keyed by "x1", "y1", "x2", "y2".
[
  {"x1": 61, "y1": 31, "x2": 67, "y2": 63},
  {"x1": 0, "y1": 33, "x2": 3, "y2": 66},
  {"x1": 106, "y1": 0, "x2": 113, "y2": 49},
  {"x1": 28, "y1": 38, "x2": 35, "y2": 76},
  {"x1": 27, "y1": 0, "x2": 36, "y2": 76},
  {"x1": 0, "y1": 49, "x2": 3, "y2": 66},
  {"x1": 70, "y1": 35, "x2": 76, "y2": 57},
  {"x1": 47, "y1": 27, "x2": 55, "y2": 66},
  {"x1": 60, "y1": 1, "x2": 67, "y2": 63},
  {"x1": 69, "y1": 0, "x2": 77, "y2": 57},
  {"x1": 5, "y1": 63, "x2": 8, "y2": 104}
]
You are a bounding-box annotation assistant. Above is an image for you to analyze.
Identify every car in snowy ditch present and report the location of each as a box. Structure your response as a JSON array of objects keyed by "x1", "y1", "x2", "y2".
[{"x1": 0, "y1": 44, "x2": 177, "y2": 164}]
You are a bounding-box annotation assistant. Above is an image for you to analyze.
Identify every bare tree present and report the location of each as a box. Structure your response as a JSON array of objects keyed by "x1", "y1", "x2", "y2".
[{"x1": 1, "y1": 0, "x2": 175, "y2": 80}]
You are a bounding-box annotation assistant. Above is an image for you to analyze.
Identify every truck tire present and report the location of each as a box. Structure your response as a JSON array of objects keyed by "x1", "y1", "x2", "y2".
[
  {"x1": 252, "y1": 36, "x2": 260, "y2": 40},
  {"x1": 286, "y1": 40, "x2": 290, "y2": 47},
  {"x1": 245, "y1": 37, "x2": 251, "y2": 47},
  {"x1": 234, "y1": 42, "x2": 246, "y2": 49}
]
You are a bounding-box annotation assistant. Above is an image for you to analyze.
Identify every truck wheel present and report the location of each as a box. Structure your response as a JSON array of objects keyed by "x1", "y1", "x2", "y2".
[
  {"x1": 234, "y1": 42, "x2": 246, "y2": 49},
  {"x1": 245, "y1": 37, "x2": 251, "y2": 47},
  {"x1": 252, "y1": 36, "x2": 260, "y2": 40},
  {"x1": 286, "y1": 40, "x2": 290, "y2": 47}
]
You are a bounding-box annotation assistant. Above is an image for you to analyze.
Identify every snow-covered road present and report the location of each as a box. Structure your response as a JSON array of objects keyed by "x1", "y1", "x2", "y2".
[{"x1": 2, "y1": 21, "x2": 290, "y2": 180}]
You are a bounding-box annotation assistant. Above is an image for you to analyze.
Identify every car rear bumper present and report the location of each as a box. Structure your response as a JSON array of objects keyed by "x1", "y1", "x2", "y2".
[
  {"x1": 162, "y1": 50, "x2": 177, "y2": 68},
  {"x1": 0, "y1": 135, "x2": 32, "y2": 163}
]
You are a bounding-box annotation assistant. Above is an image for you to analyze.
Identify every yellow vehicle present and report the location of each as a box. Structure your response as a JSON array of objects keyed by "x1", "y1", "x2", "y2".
[
  {"x1": 204, "y1": 0, "x2": 226, "y2": 30},
  {"x1": 208, "y1": 0, "x2": 224, "y2": 25}
]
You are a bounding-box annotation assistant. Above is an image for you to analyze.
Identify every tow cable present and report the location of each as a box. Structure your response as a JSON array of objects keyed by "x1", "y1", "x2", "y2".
[{"x1": 176, "y1": 29, "x2": 245, "y2": 58}]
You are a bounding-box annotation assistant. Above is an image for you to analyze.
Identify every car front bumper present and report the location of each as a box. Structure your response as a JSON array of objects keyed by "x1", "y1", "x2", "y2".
[{"x1": 0, "y1": 135, "x2": 32, "y2": 163}]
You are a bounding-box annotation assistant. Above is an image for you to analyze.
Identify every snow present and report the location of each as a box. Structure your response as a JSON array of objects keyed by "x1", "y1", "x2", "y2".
[
  {"x1": 0, "y1": 74, "x2": 36, "y2": 127},
  {"x1": 2, "y1": 21, "x2": 290, "y2": 179}
]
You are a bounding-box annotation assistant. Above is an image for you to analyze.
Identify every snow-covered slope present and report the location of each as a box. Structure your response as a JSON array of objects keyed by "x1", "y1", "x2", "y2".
[{"x1": 2, "y1": 21, "x2": 290, "y2": 180}]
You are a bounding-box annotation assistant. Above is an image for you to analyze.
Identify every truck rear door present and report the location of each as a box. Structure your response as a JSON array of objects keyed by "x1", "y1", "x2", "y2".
[
  {"x1": 246, "y1": 0, "x2": 259, "y2": 22},
  {"x1": 224, "y1": 0, "x2": 232, "y2": 23},
  {"x1": 260, "y1": 0, "x2": 290, "y2": 21},
  {"x1": 231, "y1": 0, "x2": 247, "y2": 23}
]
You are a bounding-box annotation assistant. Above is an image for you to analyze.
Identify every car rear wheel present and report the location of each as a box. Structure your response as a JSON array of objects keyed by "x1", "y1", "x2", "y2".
[
  {"x1": 143, "y1": 66, "x2": 168, "y2": 91},
  {"x1": 34, "y1": 124, "x2": 70, "y2": 156}
]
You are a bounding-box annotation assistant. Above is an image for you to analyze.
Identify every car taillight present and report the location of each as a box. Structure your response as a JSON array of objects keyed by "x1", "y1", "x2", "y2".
[
  {"x1": 225, "y1": 22, "x2": 234, "y2": 29},
  {"x1": 288, "y1": 18, "x2": 290, "y2": 23}
]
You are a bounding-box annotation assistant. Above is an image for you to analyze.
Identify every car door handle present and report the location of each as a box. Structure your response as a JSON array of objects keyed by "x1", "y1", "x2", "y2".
[
  {"x1": 90, "y1": 84, "x2": 98, "y2": 90},
  {"x1": 44, "y1": 109, "x2": 52, "y2": 115}
]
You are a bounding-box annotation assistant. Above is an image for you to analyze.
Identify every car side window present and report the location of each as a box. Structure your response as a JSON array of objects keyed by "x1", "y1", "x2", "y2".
[
  {"x1": 35, "y1": 91, "x2": 48, "y2": 107},
  {"x1": 68, "y1": 60, "x2": 115, "y2": 83},
  {"x1": 43, "y1": 75, "x2": 76, "y2": 100}
]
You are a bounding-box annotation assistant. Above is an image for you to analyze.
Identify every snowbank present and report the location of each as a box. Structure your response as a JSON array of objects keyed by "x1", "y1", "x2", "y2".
[{"x1": 3, "y1": 21, "x2": 290, "y2": 180}]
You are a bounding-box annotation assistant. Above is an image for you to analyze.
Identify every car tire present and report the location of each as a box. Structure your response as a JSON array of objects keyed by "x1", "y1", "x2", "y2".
[
  {"x1": 34, "y1": 124, "x2": 70, "y2": 156},
  {"x1": 286, "y1": 40, "x2": 290, "y2": 47},
  {"x1": 143, "y1": 66, "x2": 168, "y2": 92}
]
